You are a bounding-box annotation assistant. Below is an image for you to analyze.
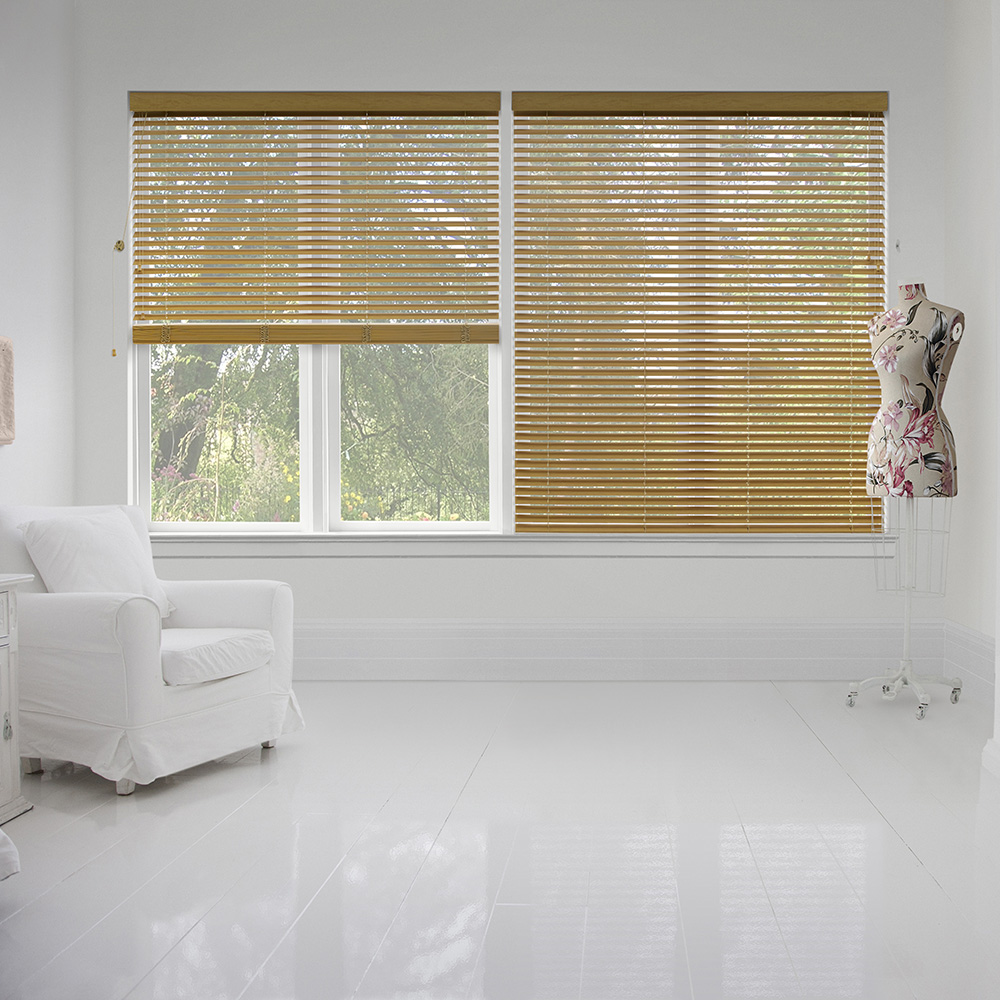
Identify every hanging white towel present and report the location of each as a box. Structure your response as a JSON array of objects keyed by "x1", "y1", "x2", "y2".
[{"x1": 0, "y1": 337, "x2": 13, "y2": 444}]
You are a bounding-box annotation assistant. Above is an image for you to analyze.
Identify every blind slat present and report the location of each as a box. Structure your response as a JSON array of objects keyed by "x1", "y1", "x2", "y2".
[{"x1": 132, "y1": 323, "x2": 499, "y2": 345}]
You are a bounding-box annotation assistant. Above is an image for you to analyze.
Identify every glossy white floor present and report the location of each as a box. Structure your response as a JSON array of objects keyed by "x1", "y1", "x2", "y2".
[{"x1": 2, "y1": 679, "x2": 1000, "y2": 1000}]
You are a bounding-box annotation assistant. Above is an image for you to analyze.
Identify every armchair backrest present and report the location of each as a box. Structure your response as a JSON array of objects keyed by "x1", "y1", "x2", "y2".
[{"x1": 0, "y1": 505, "x2": 153, "y2": 594}]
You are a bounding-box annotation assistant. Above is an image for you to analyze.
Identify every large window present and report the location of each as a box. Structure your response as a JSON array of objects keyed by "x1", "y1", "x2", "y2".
[
  {"x1": 130, "y1": 92, "x2": 499, "y2": 528},
  {"x1": 145, "y1": 341, "x2": 491, "y2": 527},
  {"x1": 130, "y1": 91, "x2": 886, "y2": 534},
  {"x1": 512, "y1": 92, "x2": 886, "y2": 533}
]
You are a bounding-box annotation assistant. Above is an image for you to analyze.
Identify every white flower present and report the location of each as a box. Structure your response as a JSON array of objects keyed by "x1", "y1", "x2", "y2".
[
  {"x1": 883, "y1": 308, "x2": 906, "y2": 330},
  {"x1": 880, "y1": 401, "x2": 905, "y2": 431},
  {"x1": 869, "y1": 308, "x2": 907, "y2": 341},
  {"x1": 874, "y1": 342, "x2": 900, "y2": 373}
]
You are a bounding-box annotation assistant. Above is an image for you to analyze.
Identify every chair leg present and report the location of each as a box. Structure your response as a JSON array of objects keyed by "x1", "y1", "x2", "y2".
[
  {"x1": 21, "y1": 757, "x2": 42, "y2": 775},
  {"x1": 261, "y1": 739, "x2": 276, "y2": 749},
  {"x1": 116, "y1": 778, "x2": 136, "y2": 796}
]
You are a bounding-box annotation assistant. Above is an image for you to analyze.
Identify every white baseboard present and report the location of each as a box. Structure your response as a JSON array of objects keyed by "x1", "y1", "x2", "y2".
[
  {"x1": 943, "y1": 621, "x2": 996, "y2": 705},
  {"x1": 294, "y1": 617, "x2": 994, "y2": 698}
]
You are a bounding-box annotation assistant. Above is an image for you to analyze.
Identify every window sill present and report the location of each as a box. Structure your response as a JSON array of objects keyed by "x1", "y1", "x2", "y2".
[{"x1": 150, "y1": 531, "x2": 889, "y2": 560}]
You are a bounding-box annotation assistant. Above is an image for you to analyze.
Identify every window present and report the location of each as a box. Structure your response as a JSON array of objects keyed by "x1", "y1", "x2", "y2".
[
  {"x1": 150, "y1": 343, "x2": 301, "y2": 523},
  {"x1": 130, "y1": 92, "x2": 886, "y2": 534},
  {"x1": 130, "y1": 92, "x2": 499, "y2": 528},
  {"x1": 512, "y1": 92, "x2": 886, "y2": 533},
  {"x1": 340, "y1": 344, "x2": 491, "y2": 523}
]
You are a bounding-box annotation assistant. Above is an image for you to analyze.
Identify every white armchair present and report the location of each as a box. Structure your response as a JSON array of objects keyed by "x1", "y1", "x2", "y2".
[{"x1": 0, "y1": 505, "x2": 304, "y2": 794}]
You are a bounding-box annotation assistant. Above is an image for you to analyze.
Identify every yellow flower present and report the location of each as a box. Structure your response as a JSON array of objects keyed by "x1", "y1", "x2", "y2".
[{"x1": 284, "y1": 495, "x2": 291, "y2": 503}]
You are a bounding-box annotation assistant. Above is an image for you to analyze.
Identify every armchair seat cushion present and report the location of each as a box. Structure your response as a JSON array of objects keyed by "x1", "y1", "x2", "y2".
[{"x1": 160, "y1": 627, "x2": 274, "y2": 686}]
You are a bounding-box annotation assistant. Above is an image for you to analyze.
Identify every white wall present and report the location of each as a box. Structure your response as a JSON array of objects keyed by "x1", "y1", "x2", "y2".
[
  {"x1": 54, "y1": 0, "x2": 998, "y2": 640},
  {"x1": 940, "y1": 0, "x2": 999, "y2": 637},
  {"x1": 989, "y1": 0, "x2": 1000, "y2": 766},
  {"x1": 0, "y1": 0, "x2": 77, "y2": 504}
]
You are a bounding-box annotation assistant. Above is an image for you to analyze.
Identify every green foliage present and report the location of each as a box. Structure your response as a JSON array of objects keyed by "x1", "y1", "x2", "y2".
[
  {"x1": 151, "y1": 345, "x2": 300, "y2": 523},
  {"x1": 341, "y1": 344, "x2": 489, "y2": 522},
  {"x1": 150, "y1": 342, "x2": 490, "y2": 525}
]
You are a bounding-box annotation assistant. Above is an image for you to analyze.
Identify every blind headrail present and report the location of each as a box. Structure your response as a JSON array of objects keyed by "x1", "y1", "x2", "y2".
[
  {"x1": 130, "y1": 91, "x2": 502, "y2": 116},
  {"x1": 512, "y1": 91, "x2": 888, "y2": 115}
]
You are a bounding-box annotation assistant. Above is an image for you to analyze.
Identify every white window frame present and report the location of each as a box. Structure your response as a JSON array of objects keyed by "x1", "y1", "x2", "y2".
[{"x1": 131, "y1": 92, "x2": 885, "y2": 546}]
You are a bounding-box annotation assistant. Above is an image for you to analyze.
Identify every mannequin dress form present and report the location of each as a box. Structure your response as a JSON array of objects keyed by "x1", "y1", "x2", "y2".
[{"x1": 848, "y1": 283, "x2": 964, "y2": 719}]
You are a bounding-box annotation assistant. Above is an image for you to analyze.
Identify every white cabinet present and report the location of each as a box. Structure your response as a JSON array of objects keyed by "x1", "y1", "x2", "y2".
[{"x1": 0, "y1": 574, "x2": 33, "y2": 825}]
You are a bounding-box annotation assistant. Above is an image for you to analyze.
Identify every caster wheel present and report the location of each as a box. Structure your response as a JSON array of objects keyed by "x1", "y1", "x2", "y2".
[
  {"x1": 916, "y1": 704, "x2": 927, "y2": 721},
  {"x1": 951, "y1": 688, "x2": 961, "y2": 704},
  {"x1": 882, "y1": 684, "x2": 896, "y2": 700},
  {"x1": 846, "y1": 695, "x2": 856, "y2": 708}
]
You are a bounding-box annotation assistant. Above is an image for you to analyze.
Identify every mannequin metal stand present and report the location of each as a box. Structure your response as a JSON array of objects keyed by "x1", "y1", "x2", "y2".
[{"x1": 847, "y1": 497, "x2": 961, "y2": 720}]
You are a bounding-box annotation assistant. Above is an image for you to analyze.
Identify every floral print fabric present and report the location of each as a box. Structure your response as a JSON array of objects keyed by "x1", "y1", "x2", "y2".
[{"x1": 866, "y1": 297, "x2": 962, "y2": 498}]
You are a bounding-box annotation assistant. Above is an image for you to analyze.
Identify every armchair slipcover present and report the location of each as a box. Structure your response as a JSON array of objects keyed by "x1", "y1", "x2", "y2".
[{"x1": 0, "y1": 505, "x2": 304, "y2": 792}]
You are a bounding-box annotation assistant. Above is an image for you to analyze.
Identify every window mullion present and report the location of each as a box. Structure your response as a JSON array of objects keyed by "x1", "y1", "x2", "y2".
[
  {"x1": 499, "y1": 91, "x2": 514, "y2": 533},
  {"x1": 129, "y1": 343, "x2": 152, "y2": 512},
  {"x1": 325, "y1": 345, "x2": 341, "y2": 532}
]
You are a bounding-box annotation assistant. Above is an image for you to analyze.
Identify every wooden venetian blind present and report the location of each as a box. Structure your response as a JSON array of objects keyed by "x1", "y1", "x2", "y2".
[
  {"x1": 130, "y1": 92, "x2": 500, "y2": 344},
  {"x1": 512, "y1": 92, "x2": 887, "y2": 533}
]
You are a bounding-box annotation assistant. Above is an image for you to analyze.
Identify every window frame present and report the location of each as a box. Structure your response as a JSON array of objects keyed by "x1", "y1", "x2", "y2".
[
  {"x1": 135, "y1": 342, "x2": 310, "y2": 534},
  {"x1": 327, "y1": 341, "x2": 501, "y2": 533},
  {"x1": 130, "y1": 91, "x2": 888, "y2": 541},
  {"x1": 134, "y1": 341, "x2": 501, "y2": 533}
]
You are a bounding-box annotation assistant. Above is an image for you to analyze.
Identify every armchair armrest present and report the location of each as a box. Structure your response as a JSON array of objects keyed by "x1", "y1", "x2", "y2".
[
  {"x1": 18, "y1": 592, "x2": 163, "y2": 726},
  {"x1": 162, "y1": 579, "x2": 292, "y2": 632}
]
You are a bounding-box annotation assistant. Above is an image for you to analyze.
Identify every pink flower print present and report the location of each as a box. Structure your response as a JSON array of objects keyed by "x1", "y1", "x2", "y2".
[
  {"x1": 897, "y1": 408, "x2": 937, "y2": 461},
  {"x1": 887, "y1": 459, "x2": 914, "y2": 498},
  {"x1": 874, "y1": 342, "x2": 900, "y2": 373},
  {"x1": 882, "y1": 309, "x2": 906, "y2": 331},
  {"x1": 880, "y1": 401, "x2": 904, "y2": 432},
  {"x1": 868, "y1": 309, "x2": 907, "y2": 341}
]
